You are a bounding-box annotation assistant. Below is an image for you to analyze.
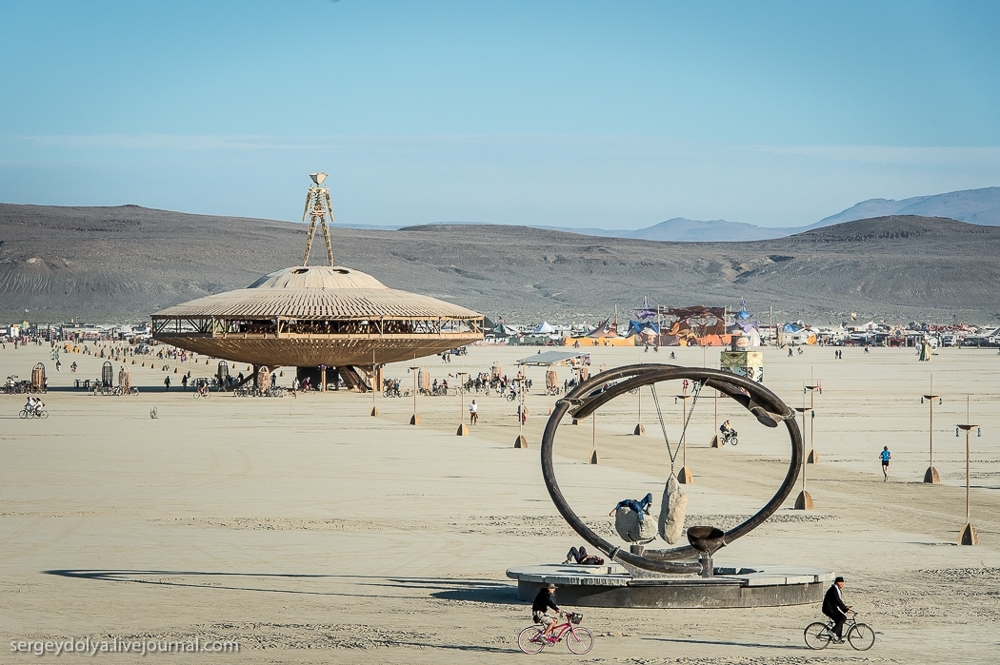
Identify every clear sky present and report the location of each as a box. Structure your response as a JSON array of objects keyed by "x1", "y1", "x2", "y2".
[{"x1": 1, "y1": 0, "x2": 998, "y2": 229}]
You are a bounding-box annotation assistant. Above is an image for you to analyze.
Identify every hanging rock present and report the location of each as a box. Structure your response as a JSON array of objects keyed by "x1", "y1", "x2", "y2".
[
  {"x1": 614, "y1": 506, "x2": 656, "y2": 543},
  {"x1": 658, "y1": 475, "x2": 688, "y2": 544}
]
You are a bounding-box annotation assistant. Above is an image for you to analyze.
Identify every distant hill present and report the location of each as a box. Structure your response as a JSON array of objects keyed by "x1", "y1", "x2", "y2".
[
  {"x1": 813, "y1": 186, "x2": 1000, "y2": 228},
  {"x1": 618, "y1": 218, "x2": 787, "y2": 242},
  {"x1": 2, "y1": 203, "x2": 999, "y2": 324},
  {"x1": 507, "y1": 217, "x2": 787, "y2": 242},
  {"x1": 394, "y1": 186, "x2": 1000, "y2": 243}
]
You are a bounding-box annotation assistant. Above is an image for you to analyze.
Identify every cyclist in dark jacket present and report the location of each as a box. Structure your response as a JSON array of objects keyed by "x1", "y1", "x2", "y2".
[
  {"x1": 532, "y1": 584, "x2": 563, "y2": 641},
  {"x1": 822, "y1": 576, "x2": 851, "y2": 643}
]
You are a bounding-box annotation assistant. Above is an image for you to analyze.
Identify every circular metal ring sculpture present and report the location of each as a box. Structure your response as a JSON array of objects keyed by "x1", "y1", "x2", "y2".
[{"x1": 541, "y1": 364, "x2": 803, "y2": 575}]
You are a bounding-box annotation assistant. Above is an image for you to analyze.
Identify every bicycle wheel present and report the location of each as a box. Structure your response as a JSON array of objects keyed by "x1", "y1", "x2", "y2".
[
  {"x1": 517, "y1": 626, "x2": 545, "y2": 654},
  {"x1": 730, "y1": 436, "x2": 738, "y2": 446},
  {"x1": 847, "y1": 623, "x2": 875, "y2": 651},
  {"x1": 19, "y1": 409, "x2": 28, "y2": 419},
  {"x1": 40, "y1": 410, "x2": 49, "y2": 419},
  {"x1": 566, "y1": 627, "x2": 594, "y2": 655},
  {"x1": 804, "y1": 622, "x2": 832, "y2": 650}
]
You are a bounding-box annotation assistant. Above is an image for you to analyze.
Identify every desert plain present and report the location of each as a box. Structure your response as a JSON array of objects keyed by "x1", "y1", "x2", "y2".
[{"x1": 2, "y1": 341, "x2": 1000, "y2": 664}]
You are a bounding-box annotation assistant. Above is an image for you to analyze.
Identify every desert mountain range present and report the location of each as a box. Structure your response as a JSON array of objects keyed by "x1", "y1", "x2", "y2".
[
  {"x1": 345, "y1": 186, "x2": 1000, "y2": 243},
  {"x1": 1, "y1": 203, "x2": 998, "y2": 325}
]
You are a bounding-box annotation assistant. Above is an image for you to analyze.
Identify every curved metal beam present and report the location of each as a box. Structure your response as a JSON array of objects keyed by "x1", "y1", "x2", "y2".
[{"x1": 540, "y1": 364, "x2": 802, "y2": 573}]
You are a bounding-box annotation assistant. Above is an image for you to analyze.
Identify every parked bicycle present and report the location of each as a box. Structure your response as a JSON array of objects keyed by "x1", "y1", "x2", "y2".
[
  {"x1": 804, "y1": 612, "x2": 875, "y2": 650},
  {"x1": 518, "y1": 611, "x2": 593, "y2": 655}
]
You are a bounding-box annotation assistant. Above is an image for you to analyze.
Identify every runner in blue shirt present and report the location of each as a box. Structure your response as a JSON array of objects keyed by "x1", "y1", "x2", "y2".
[{"x1": 880, "y1": 446, "x2": 891, "y2": 482}]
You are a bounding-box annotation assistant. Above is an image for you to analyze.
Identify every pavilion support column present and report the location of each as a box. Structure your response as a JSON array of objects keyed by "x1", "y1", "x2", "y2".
[{"x1": 320, "y1": 366, "x2": 327, "y2": 392}]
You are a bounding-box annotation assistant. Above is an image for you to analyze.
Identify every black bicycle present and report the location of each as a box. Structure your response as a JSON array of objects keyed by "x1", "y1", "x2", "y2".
[{"x1": 804, "y1": 612, "x2": 875, "y2": 650}]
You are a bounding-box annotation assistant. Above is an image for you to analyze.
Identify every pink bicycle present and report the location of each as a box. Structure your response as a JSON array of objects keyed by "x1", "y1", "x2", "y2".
[{"x1": 517, "y1": 611, "x2": 594, "y2": 655}]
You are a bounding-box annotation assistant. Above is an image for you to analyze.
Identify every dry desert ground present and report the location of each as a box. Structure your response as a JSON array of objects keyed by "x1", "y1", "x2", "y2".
[{"x1": 2, "y1": 341, "x2": 1000, "y2": 664}]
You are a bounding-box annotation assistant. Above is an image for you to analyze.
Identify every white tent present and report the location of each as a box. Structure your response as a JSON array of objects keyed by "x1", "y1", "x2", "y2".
[{"x1": 534, "y1": 321, "x2": 556, "y2": 334}]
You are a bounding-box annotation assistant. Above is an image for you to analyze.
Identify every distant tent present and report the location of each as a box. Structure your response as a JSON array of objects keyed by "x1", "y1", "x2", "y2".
[
  {"x1": 488, "y1": 322, "x2": 520, "y2": 338},
  {"x1": 628, "y1": 320, "x2": 659, "y2": 337},
  {"x1": 588, "y1": 318, "x2": 620, "y2": 338},
  {"x1": 534, "y1": 321, "x2": 556, "y2": 334}
]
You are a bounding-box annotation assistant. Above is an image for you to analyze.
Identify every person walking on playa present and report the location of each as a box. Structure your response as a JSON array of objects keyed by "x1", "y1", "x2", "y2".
[
  {"x1": 469, "y1": 399, "x2": 478, "y2": 425},
  {"x1": 880, "y1": 446, "x2": 891, "y2": 481},
  {"x1": 164, "y1": 376, "x2": 170, "y2": 391}
]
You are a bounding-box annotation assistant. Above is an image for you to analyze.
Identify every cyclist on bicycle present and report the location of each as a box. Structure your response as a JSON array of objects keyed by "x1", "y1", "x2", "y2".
[
  {"x1": 823, "y1": 576, "x2": 851, "y2": 643},
  {"x1": 532, "y1": 583, "x2": 564, "y2": 642}
]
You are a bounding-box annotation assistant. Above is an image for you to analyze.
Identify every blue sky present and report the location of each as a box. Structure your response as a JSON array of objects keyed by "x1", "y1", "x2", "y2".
[{"x1": 1, "y1": 0, "x2": 998, "y2": 228}]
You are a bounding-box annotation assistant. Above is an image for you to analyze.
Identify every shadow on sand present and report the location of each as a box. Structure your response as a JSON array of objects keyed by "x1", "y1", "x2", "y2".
[{"x1": 43, "y1": 569, "x2": 520, "y2": 605}]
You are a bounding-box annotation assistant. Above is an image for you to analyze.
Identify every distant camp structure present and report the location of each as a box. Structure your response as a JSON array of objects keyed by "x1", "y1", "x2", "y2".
[{"x1": 150, "y1": 173, "x2": 484, "y2": 391}]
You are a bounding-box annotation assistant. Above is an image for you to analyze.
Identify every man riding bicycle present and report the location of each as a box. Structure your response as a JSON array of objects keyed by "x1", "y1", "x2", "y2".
[
  {"x1": 719, "y1": 419, "x2": 737, "y2": 444},
  {"x1": 823, "y1": 576, "x2": 851, "y2": 643},
  {"x1": 532, "y1": 583, "x2": 564, "y2": 642}
]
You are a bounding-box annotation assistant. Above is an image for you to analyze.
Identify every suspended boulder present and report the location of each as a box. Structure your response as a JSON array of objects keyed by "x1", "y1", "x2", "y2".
[
  {"x1": 614, "y1": 506, "x2": 656, "y2": 543},
  {"x1": 658, "y1": 475, "x2": 688, "y2": 544}
]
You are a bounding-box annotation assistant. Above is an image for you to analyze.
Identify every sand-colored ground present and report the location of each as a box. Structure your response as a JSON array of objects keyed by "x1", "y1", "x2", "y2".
[{"x1": 2, "y1": 341, "x2": 1000, "y2": 663}]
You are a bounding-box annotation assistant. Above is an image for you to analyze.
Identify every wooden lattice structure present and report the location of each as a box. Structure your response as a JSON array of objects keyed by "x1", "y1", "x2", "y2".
[
  {"x1": 151, "y1": 265, "x2": 484, "y2": 367},
  {"x1": 31, "y1": 363, "x2": 46, "y2": 390},
  {"x1": 546, "y1": 370, "x2": 558, "y2": 390}
]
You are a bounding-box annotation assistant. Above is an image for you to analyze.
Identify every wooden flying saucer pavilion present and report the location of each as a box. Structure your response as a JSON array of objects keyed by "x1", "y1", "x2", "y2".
[{"x1": 150, "y1": 173, "x2": 484, "y2": 390}]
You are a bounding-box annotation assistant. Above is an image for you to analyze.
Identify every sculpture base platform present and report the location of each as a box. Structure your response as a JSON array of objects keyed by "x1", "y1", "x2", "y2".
[
  {"x1": 507, "y1": 563, "x2": 834, "y2": 609},
  {"x1": 924, "y1": 466, "x2": 940, "y2": 483}
]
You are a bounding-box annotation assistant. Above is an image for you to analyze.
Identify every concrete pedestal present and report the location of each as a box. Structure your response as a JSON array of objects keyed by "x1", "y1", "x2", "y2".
[
  {"x1": 456, "y1": 423, "x2": 468, "y2": 436},
  {"x1": 676, "y1": 467, "x2": 693, "y2": 484},
  {"x1": 923, "y1": 466, "x2": 940, "y2": 483},
  {"x1": 633, "y1": 423, "x2": 645, "y2": 436},
  {"x1": 589, "y1": 449, "x2": 601, "y2": 464},
  {"x1": 514, "y1": 435, "x2": 528, "y2": 448},
  {"x1": 507, "y1": 563, "x2": 834, "y2": 609},
  {"x1": 807, "y1": 449, "x2": 820, "y2": 464},
  {"x1": 370, "y1": 407, "x2": 378, "y2": 417},
  {"x1": 794, "y1": 490, "x2": 813, "y2": 510},
  {"x1": 409, "y1": 414, "x2": 420, "y2": 425},
  {"x1": 710, "y1": 434, "x2": 720, "y2": 448}
]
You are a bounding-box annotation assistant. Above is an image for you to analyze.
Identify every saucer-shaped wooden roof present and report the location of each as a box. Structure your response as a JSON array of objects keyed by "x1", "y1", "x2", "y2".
[
  {"x1": 152, "y1": 265, "x2": 480, "y2": 320},
  {"x1": 150, "y1": 265, "x2": 484, "y2": 368}
]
